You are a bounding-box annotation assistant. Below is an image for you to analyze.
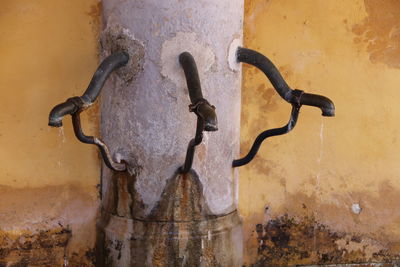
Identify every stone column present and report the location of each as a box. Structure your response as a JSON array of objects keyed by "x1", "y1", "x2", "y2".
[{"x1": 98, "y1": 1, "x2": 244, "y2": 265}]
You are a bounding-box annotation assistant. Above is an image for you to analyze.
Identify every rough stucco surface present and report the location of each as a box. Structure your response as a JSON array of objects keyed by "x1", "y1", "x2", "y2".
[
  {"x1": 0, "y1": 0, "x2": 101, "y2": 265},
  {"x1": 240, "y1": 0, "x2": 400, "y2": 266},
  {"x1": 101, "y1": 0, "x2": 243, "y2": 217}
]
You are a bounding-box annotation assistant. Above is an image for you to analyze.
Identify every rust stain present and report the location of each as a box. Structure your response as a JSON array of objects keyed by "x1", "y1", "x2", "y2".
[
  {"x1": 148, "y1": 170, "x2": 211, "y2": 222},
  {"x1": 352, "y1": 0, "x2": 400, "y2": 68}
]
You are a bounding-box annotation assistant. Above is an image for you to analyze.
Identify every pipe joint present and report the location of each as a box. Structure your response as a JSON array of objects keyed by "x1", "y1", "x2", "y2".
[
  {"x1": 179, "y1": 52, "x2": 218, "y2": 173},
  {"x1": 189, "y1": 98, "x2": 218, "y2": 132}
]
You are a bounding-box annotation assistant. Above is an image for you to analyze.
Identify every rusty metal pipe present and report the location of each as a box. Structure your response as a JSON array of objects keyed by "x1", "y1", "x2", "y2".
[
  {"x1": 179, "y1": 52, "x2": 218, "y2": 132},
  {"x1": 236, "y1": 47, "x2": 335, "y2": 116},
  {"x1": 233, "y1": 47, "x2": 335, "y2": 167},
  {"x1": 179, "y1": 52, "x2": 218, "y2": 173},
  {"x1": 48, "y1": 51, "x2": 129, "y2": 172},
  {"x1": 48, "y1": 51, "x2": 129, "y2": 127}
]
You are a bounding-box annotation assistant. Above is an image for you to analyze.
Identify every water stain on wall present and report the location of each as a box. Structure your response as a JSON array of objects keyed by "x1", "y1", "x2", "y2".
[
  {"x1": 0, "y1": 228, "x2": 95, "y2": 267},
  {"x1": 0, "y1": 228, "x2": 70, "y2": 266},
  {"x1": 244, "y1": 180, "x2": 400, "y2": 266},
  {"x1": 0, "y1": 185, "x2": 98, "y2": 266},
  {"x1": 352, "y1": 0, "x2": 400, "y2": 69},
  {"x1": 249, "y1": 215, "x2": 399, "y2": 266}
]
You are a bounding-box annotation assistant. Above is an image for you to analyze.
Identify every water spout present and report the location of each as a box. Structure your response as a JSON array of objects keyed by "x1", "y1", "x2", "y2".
[
  {"x1": 48, "y1": 51, "x2": 129, "y2": 172},
  {"x1": 179, "y1": 52, "x2": 218, "y2": 132},
  {"x1": 48, "y1": 51, "x2": 129, "y2": 127},
  {"x1": 179, "y1": 52, "x2": 218, "y2": 173},
  {"x1": 233, "y1": 47, "x2": 335, "y2": 167},
  {"x1": 236, "y1": 47, "x2": 335, "y2": 116},
  {"x1": 300, "y1": 93, "x2": 335, "y2": 117}
]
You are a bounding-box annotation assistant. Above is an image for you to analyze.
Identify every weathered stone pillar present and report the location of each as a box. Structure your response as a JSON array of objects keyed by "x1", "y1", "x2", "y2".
[{"x1": 98, "y1": 1, "x2": 244, "y2": 265}]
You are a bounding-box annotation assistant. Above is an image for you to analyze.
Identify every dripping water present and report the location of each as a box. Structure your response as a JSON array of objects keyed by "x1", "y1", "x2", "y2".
[
  {"x1": 58, "y1": 126, "x2": 66, "y2": 143},
  {"x1": 316, "y1": 121, "x2": 324, "y2": 186},
  {"x1": 313, "y1": 119, "x2": 325, "y2": 252},
  {"x1": 57, "y1": 126, "x2": 66, "y2": 168}
]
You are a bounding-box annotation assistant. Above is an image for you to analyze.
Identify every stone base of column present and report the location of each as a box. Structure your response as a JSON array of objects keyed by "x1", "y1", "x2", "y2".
[
  {"x1": 101, "y1": 210, "x2": 242, "y2": 266},
  {"x1": 97, "y1": 171, "x2": 243, "y2": 266}
]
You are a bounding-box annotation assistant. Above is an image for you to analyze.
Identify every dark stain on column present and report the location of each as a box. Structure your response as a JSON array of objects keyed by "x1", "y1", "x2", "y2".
[{"x1": 99, "y1": 170, "x2": 242, "y2": 266}]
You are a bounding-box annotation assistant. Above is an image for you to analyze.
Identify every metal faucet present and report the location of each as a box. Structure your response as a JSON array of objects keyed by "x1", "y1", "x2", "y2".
[
  {"x1": 179, "y1": 52, "x2": 218, "y2": 173},
  {"x1": 233, "y1": 47, "x2": 335, "y2": 167},
  {"x1": 48, "y1": 51, "x2": 129, "y2": 171}
]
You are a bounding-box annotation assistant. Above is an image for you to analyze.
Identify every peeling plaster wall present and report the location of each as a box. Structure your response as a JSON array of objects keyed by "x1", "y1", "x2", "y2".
[
  {"x1": 240, "y1": 0, "x2": 400, "y2": 265},
  {"x1": 0, "y1": 0, "x2": 101, "y2": 265}
]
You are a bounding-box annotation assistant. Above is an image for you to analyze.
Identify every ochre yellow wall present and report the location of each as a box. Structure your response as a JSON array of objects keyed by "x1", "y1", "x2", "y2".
[
  {"x1": 0, "y1": 0, "x2": 100, "y2": 265},
  {"x1": 240, "y1": 0, "x2": 400, "y2": 265},
  {"x1": 2, "y1": 0, "x2": 400, "y2": 265}
]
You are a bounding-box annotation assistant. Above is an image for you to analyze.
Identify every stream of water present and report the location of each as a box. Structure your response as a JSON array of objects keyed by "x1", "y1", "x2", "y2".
[
  {"x1": 313, "y1": 119, "x2": 325, "y2": 251},
  {"x1": 58, "y1": 126, "x2": 66, "y2": 143}
]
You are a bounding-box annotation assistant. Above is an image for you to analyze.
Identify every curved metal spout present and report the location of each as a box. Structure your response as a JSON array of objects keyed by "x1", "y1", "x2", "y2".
[
  {"x1": 179, "y1": 52, "x2": 218, "y2": 173},
  {"x1": 236, "y1": 47, "x2": 335, "y2": 116},
  {"x1": 49, "y1": 51, "x2": 129, "y2": 127},
  {"x1": 233, "y1": 47, "x2": 336, "y2": 168},
  {"x1": 300, "y1": 93, "x2": 335, "y2": 117},
  {"x1": 48, "y1": 51, "x2": 129, "y2": 172},
  {"x1": 179, "y1": 52, "x2": 218, "y2": 131},
  {"x1": 48, "y1": 101, "x2": 79, "y2": 127}
]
